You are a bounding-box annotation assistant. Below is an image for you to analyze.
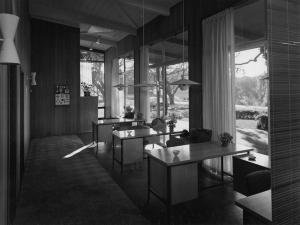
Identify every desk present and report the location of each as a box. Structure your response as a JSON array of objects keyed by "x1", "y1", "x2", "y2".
[
  {"x1": 146, "y1": 143, "x2": 253, "y2": 222},
  {"x1": 236, "y1": 190, "x2": 272, "y2": 224},
  {"x1": 92, "y1": 118, "x2": 145, "y2": 152},
  {"x1": 233, "y1": 152, "x2": 270, "y2": 195},
  {"x1": 112, "y1": 127, "x2": 182, "y2": 173}
]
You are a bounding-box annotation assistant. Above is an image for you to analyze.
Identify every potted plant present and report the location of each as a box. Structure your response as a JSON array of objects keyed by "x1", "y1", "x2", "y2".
[
  {"x1": 218, "y1": 132, "x2": 233, "y2": 147},
  {"x1": 81, "y1": 82, "x2": 93, "y2": 97},
  {"x1": 167, "y1": 113, "x2": 177, "y2": 133}
]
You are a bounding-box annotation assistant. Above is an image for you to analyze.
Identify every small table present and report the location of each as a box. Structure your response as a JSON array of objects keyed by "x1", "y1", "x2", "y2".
[
  {"x1": 233, "y1": 152, "x2": 270, "y2": 195},
  {"x1": 112, "y1": 127, "x2": 182, "y2": 173},
  {"x1": 92, "y1": 118, "x2": 145, "y2": 152},
  {"x1": 236, "y1": 190, "x2": 272, "y2": 224},
  {"x1": 146, "y1": 143, "x2": 253, "y2": 222}
]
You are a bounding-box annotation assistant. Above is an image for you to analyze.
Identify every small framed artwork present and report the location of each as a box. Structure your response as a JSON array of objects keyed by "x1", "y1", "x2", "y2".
[{"x1": 55, "y1": 84, "x2": 70, "y2": 106}]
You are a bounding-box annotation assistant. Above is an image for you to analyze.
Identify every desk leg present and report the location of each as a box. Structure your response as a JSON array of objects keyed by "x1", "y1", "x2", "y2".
[
  {"x1": 166, "y1": 166, "x2": 171, "y2": 225},
  {"x1": 92, "y1": 122, "x2": 94, "y2": 144},
  {"x1": 96, "y1": 124, "x2": 99, "y2": 155},
  {"x1": 221, "y1": 156, "x2": 224, "y2": 182},
  {"x1": 121, "y1": 139, "x2": 124, "y2": 174},
  {"x1": 112, "y1": 135, "x2": 115, "y2": 169},
  {"x1": 147, "y1": 156, "x2": 150, "y2": 204}
]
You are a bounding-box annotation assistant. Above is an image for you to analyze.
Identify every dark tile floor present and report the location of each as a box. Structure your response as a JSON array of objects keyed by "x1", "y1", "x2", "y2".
[
  {"x1": 79, "y1": 133, "x2": 246, "y2": 225},
  {"x1": 14, "y1": 135, "x2": 150, "y2": 225}
]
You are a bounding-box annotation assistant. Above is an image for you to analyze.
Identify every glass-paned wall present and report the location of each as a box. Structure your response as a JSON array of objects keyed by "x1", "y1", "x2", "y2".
[
  {"x1": 234, "y1": 0, "x2": 269, "y2": 155},
  {"x1": 147, "y1": 31, "x2": 189, "y2": 130},
  {"x1": 80, "y1": 49, "x2": 105, "y2": 118},
  {"x1": 118, "y1": 52, "x2": 134, "y2": 116}
]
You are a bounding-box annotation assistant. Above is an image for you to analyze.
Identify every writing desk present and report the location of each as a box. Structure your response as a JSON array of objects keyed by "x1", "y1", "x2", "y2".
[
  {"x1": 146, "y1": 143, "x2": 253, "y2": 222},
  {"x1": 91, "y1": 118, "x2": 145, "y2": 152},
  {"x1": 112, "y1": 127, "x2": 182, "y2": 173}
]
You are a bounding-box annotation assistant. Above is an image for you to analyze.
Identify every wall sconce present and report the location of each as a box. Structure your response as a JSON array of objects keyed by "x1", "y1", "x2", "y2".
[
  {"x1": 29, "y1": 72, "x2": 37, "y2": 86},
  {"x1": 0, "y1": 13, "x2": 20, "y2": 64}
]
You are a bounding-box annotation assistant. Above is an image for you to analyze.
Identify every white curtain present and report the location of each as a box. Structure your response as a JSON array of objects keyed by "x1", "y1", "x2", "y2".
[
  {"x1": 139, "y1": 46, "x2": 151, "y2": 122},
  {"x1": 111, "y1": 58, "x2": 120, "y2": 117},
  {"x1": 202, "y1": 8, "x2": 236, "y2": 174}
]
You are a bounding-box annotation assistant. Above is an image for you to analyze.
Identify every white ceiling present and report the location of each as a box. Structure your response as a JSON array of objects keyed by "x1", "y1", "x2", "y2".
[{"x1": 29, "y1": 0, "x2": 182, "y2": 51}]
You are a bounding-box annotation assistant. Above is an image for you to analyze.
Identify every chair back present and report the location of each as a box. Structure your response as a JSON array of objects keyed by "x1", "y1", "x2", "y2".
[
  {"x1": 151, "y1": 118, "x2": 166, "y2": 131},
  {"x1": 166, "y1": 137, "x2": 185, "y2": 147},
  {"x1": 190, "y1": 128, "x2": 212, "y2": 143}
]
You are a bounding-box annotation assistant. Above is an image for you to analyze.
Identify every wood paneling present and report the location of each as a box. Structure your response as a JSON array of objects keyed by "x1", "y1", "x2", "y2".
[
  {"x1": 0, "y1": 0, "x2": 31, "y2": 224},
  {"x1": 79, "y1": 96, "x2": 98, "y2": 133},
  {"x1": 268, "y1": 0, "x2": 300, "y2": 224},
  {"x1": 30, "y1": 19, "x2": 80, "y2": 138}
]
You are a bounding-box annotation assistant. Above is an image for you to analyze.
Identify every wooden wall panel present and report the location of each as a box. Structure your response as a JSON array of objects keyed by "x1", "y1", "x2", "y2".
[
  {"x1": 268, "y1": 0, "x2": 300, "y2": 224},
  {"x1": 0, "y1": 0, "x2": 31, "y2": 224},
  {"x1": 30, "y1": 19, "x2": 80, "y2": 138}
]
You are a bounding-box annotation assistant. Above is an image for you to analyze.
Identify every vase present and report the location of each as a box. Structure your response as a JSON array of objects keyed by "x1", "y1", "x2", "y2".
[{"x1": 84, "y1": 91, "x2": 90, "y2": 97}]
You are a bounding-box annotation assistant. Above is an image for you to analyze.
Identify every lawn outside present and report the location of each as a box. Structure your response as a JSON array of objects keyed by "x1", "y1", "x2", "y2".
[{"x1": 236, "y1": 119, "x2": 268, "y2": 155}]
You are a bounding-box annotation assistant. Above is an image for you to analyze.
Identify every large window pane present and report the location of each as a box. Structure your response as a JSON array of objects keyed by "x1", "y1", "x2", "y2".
[
  {"x1": 80, "y1": 49, "x2": 105, "y2": 118},
  {"x1": 118, "y1": 52, "x2": 135, "y2": 116},
  {"x1": 234, "y1": 0, "x2": 268, "y2": 155},
  {"x1": 147, "y1": 31, "x2": 189, "y2": 129},
  {"x1": 166, "y1": 62, "x2": 189, "y2": 130}
]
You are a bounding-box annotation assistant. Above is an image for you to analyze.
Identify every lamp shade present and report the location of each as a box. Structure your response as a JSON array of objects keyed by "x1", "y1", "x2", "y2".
[
  {"x1": 170, "y1": 77, "x2": 200, "y2": 91},
  {"x1": 0, "y1": 13, "x2": 20, "y2": 64}
]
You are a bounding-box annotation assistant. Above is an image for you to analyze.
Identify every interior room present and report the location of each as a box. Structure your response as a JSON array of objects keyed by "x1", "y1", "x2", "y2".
[{"x1": 0, "y1": 0, "x2": 299, "y2": 224}]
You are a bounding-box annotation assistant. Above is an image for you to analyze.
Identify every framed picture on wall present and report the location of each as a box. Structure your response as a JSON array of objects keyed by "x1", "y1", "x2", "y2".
[{"x1": 55, "y1": 84, "x2": 70, "y2": 106}]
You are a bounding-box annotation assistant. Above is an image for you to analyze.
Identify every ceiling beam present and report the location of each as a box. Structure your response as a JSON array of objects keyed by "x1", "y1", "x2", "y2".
[
  {"x1": 118, "y1": 0, "x2": 170, "y2": 16},
  {"x1": 166, "y1": 38, "x2": 188, "y2": 46},
  {"x1": 149, "y1": 58, "x2": 188, "y2": 68},
  {"x1": 29, "y1": 2, "x2": 137, "y2": 35},
  {"x1": 80, "y1": 34, "x2": 117, "y2": 47},
  {"x1": 149, "y1": 49, "x2": 182, "y2": 59}
]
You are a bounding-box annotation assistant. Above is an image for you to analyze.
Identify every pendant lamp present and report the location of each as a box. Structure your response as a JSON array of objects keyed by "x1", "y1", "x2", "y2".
[{"x1": 170, "y1": 0, "x2": 199, "y2": 90}]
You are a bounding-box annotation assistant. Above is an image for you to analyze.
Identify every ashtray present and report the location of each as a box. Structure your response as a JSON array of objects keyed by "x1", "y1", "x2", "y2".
[{"x1": 248, "y1": 153, "x2": 256, "y2": 161}]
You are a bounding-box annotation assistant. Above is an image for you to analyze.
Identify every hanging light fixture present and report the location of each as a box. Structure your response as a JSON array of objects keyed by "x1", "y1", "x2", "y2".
[
  {"x1": 0, "y1": 13, "x2": 20, "y2": 64},
  {"x1": 113, "y1": 83, "x2": 127, "y2": 91},
  {"x1": 131, "y1": 0, "x2": 158, "y2": 89},
  {"x1": 170, "y1": 0, "x2": 199, "y2": 91}
]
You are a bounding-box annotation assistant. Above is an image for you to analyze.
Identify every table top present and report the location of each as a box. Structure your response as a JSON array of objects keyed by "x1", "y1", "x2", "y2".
[
  {"x1": 236, "y1": 190, "x2": 272, "y2": 222},
  {"x1": 146, "y1": 142, "x2": 253, "y2": 166},
  {"x1": 113, "y1": 127, "x2": 182, "y2": 139},
  {"x1": 94, "y1": 118, "x2": 145, "y2": 125},
  {"x1": 233, "y1": 152, "x2": 270, "y2": 169}
]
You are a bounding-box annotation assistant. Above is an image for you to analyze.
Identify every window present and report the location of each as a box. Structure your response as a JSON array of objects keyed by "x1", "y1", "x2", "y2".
[
  {"x1": 235, "y1": 47, "x2": 269, "y2": 154},
  {"x1": 234, "y1": 0, "x2": 269, "y2": 155},
  {"x1": 147, "y1": 31, "x2": 189, "y2": 129},
  {"x1": 118, "y1": 53, "x2": 134, "y2": 115},
  {"x1": 80, "y1": 49, "x2": 105, "y2": 118}
]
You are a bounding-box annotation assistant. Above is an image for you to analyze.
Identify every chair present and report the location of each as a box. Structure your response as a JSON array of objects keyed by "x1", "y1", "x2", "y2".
[
  {"x1": 245, "y1": 170, "x2": 271, "y2": 196},
  {"x1": 166, "y1": 137, "x2": 185, "y2": 147},
  {"x1": 189, "y1": 128, "x2": 212, "y2": 143}
]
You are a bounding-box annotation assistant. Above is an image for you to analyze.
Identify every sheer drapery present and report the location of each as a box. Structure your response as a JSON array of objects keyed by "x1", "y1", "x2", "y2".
[
  {"x1": 202, "y1": 8, "x2": 235, "y2": 174},
  {"x1": 139, "y1": 46, "x2": 151, "y2": 122},
  {"x1": 111, "y1": 58, "x2": 120, "y2": 117}
]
